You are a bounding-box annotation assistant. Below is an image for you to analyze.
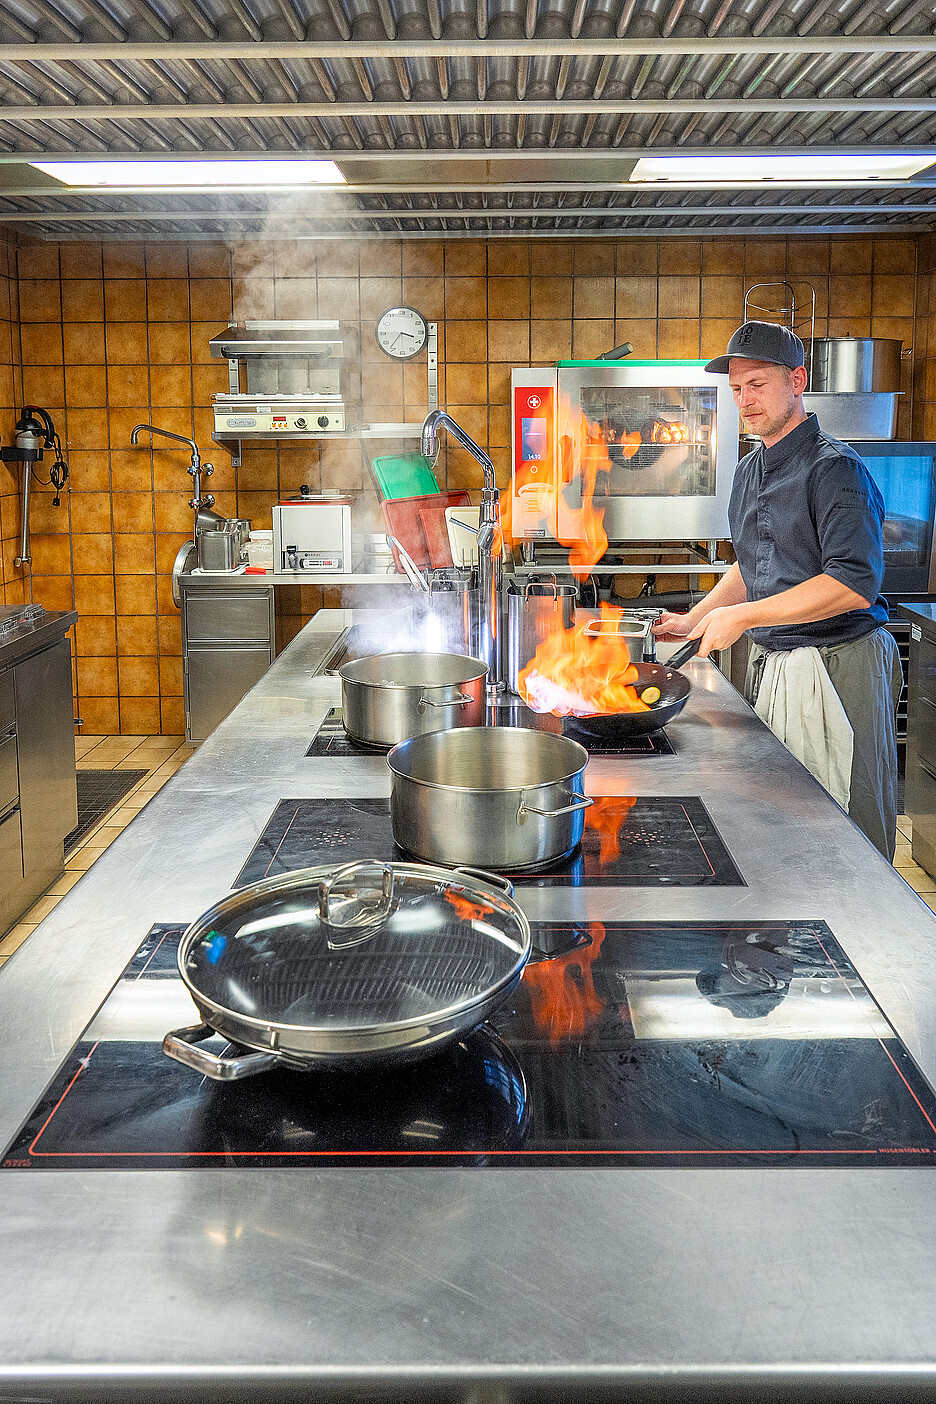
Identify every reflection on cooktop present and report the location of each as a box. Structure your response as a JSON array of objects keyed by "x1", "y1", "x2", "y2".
[
  {"x1": 305, "y1": 707, "x2": 675, "y2": 758},
  {"x1": 234, "y1": 796, "x2": 744, "y2": 889},
  {"x1": 5, "y1": 920, "x2": 936, "y2": 1169}
]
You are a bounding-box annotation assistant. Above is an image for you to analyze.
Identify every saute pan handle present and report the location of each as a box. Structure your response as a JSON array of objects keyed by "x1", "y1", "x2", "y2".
[
  {"x1": 666, "y1": 636, "x2": 702, "y2": 669},
  {"x1": 450, "y1": 865, "x2": 515, "y2": 898},
  {"x1": 518, "y1": 792, "x2": 594, "y2": 820},
  {"x1": 163, "y1": 1024, "x2": 280, "y2": 1081},
  {"x1": 418, "y1": 691, "x2": 472, "y2": 709}
]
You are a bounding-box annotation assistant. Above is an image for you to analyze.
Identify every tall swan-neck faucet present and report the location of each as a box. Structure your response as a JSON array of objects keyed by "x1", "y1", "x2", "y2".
[
  {"x1": 421, "y1": 410, "x2": 502, "y2": 688},
  {"x1": 131, "y1": 423, "x2": 214, "y2": 540}
]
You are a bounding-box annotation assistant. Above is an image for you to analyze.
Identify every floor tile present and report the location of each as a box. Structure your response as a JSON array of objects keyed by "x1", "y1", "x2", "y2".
[
  {"x1": 46, "y1": 870, "x2": 84, "y2": 897},
  {"x1": 66, "y1": 845, "x2": 110, "y2": 871},
  {"x1": 0, "y1": 925, "x2": 38, "y2": 958},
  {"x1": 899, "y1": 869, "x2": 936, "y2": 895},
  {"x1": 20, "y1": 893, "x2": 62, "y2": 925}
]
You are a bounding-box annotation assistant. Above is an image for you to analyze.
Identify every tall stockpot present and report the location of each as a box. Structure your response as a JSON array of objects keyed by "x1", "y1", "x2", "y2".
[
  {"x1": 336, "y1": 652, "x2": 487, "y2": 748},
  {"x1": 412, "y1": 570, "x2": 481, "y2": 658},
  {"x1": 506, "y1": 579, "x2": 577, "y2": 695},
  {"x1": 388, "y1": 727, "x2": 592, "y2": 871},
  {"x1": 808, "y1": 337, "x2": 903, "y2": 394}
]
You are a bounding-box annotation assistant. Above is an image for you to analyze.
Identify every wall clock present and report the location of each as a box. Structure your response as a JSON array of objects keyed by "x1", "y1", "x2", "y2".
[{"x1": 376, "y1": 306, "x2": 428, "y2": 360}]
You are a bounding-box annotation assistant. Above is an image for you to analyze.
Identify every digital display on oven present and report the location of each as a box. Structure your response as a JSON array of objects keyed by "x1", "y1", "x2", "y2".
[{"x1": 521, "y1": 416, "x2": 547, "y2": 461}]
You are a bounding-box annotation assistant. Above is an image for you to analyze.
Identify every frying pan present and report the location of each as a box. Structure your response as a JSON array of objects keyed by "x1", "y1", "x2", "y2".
[{"x1": 563, "y1": 637, "x2": 701, "y2": 740}]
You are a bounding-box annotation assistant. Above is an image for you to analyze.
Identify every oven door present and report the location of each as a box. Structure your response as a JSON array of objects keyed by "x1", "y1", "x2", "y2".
[{"x1": 555, "y1": 361, "x2": 740, "y2": 541}]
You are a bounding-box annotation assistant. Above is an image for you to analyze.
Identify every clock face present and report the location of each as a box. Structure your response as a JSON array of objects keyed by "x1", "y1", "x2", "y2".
[{"x1": 376, "y1": 306, "x2": 427, "y2": 360}]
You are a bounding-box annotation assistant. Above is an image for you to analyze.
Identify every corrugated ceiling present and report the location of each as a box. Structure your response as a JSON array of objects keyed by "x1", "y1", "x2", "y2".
[{"x1": 0, "y1": 0, "x2": 935, "y2": 238}]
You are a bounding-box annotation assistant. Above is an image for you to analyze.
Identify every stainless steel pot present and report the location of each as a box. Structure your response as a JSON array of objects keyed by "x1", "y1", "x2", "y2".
[
  {"x1": 336, "y1": 651, "x2": 487, "y2": 748},
  {"x1": 808, "y1": 337, "x2": 903, "y2": 394},
  {"x1": 388, "y1": 727, "x2": 592, "y2": 871},
  {"x1": 409, "y1": 570, "x2": 481, "y2": 658},
  {"x1": 506, "y1": 579, "x2": 577, "y2": 695},
  {"x1": 582, "y1": 611, "x2": 655, "y2": 664},
  {"x1": 163, "y1": 860, "x2": 531, "y2": 1081}
]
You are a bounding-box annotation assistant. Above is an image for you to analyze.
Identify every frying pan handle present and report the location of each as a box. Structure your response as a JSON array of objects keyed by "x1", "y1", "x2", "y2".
[
  {"x1": 318, "y1": 860, "x2": 396, "y2": 947},
  {"x1": 518, "y1": 792, "x2": 594, "y2": 820},
  {"x1": 162, "y1": 1024, "x2": 280, "y2": 1082},
  {"x1": 666, "y1": 636, "x2": 702, "y2": 669},
  {"x1": 450, "y1": 865, "x2": 515, "y2": 898},
  {"x1": 418, "y1": 691, "x2": 472, "y2": 709}
]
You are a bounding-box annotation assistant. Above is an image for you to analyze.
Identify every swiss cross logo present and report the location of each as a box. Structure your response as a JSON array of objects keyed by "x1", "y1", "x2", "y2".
[{"x1": 527, "y1": 394, "x2": 541, "y2": 408}]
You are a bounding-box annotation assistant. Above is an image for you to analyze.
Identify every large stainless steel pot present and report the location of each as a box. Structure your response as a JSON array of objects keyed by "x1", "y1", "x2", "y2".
[
  {"x1": 163, "y1": 859, "x2": 531, "y2": 1081},
  {"x1": 506, "y1": 579, "x2": 576, "y2": 695},
  {"x1": 388, "y1": 727, "x2": 592, "y2": 871},
  {"x1": 336, "y1": 651, "x2": 487, "y2": 748},
  {"x1": 808, "y1": 337, "x2": 902, "y2": 393}
]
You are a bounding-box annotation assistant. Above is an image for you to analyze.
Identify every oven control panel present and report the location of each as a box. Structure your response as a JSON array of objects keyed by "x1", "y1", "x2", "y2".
[{"x1": 214, "y1": 407, "x2": 345, "y2": 434}]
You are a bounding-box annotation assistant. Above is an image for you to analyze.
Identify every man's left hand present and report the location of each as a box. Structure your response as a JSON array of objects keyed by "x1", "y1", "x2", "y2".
[{"x1": 686, "y1": 605, "x2": 751, "y2": 658}]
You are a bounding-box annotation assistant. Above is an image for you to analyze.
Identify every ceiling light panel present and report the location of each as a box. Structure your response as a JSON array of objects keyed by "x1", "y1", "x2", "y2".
[{"x1": 30, "y1": 160, "x2": 347, "y2": 188}]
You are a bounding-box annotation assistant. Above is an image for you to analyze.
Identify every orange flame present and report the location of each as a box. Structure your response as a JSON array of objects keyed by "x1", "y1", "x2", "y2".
[
  {"x1": 557, "y1": 395, "x2": 610, "y2": 580},
  {"x1": 443, "y1": 890, "x2": 496, "y2": 924},
  {"x1": 587, "y1": 796, "x2": 637, "y2": 865},
  {"x1": 522, "y1": 922, "x2": 607, "y2": 1045},
  {"x1": 518, "y1": 602, "x2": 652, "y2": 717}
]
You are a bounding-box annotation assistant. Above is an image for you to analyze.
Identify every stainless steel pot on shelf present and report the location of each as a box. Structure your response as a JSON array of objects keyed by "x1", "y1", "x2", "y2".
[
  {"x1": 162, "y1": 860, "x2": 531, "y2": 1081},
  {"x1": 388, "y1": 727, "x2": 592, "y2": 871},
  {"x1": 506, "y1": 579, "x2": 576, "y2": 695},
  {"x1": 807, "y1": 337, "x2": 903, "y2": 393},
  {"x1": 335, "y1": 651, "x2": 487, "y2": 748}
]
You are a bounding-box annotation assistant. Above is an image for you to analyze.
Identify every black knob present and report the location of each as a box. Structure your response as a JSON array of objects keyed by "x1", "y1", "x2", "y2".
[
  {"x1": 294, "y1": 417, "x2": 307, "y2": 429},
  {"x1": 317, "y1": 415, "x2": 329, "y2": 428}
]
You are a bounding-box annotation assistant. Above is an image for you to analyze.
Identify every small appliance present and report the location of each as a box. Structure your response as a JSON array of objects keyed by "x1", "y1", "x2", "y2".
[{"x1": 272, "y1": 495, "x2": 353, "y2": 573}]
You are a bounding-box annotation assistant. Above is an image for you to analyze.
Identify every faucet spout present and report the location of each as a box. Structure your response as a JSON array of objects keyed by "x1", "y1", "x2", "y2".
[
  {"x1": 420, "y1": 410, "x2": 502, "y2": 689},
  {"x1": 131, "y1": 423, "x2": 201, "y2": 470}
]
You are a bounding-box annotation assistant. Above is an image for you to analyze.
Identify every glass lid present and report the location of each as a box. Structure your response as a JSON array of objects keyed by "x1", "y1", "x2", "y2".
[{"x1": 181, "y1": 861, "x2": 530, "y2": 1032}]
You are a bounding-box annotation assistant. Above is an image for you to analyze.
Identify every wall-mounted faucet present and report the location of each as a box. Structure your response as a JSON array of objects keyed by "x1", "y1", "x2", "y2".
[
  {"x1": 131, "y1": 423, "x2": 216, "y2": 540},
  {"x1": 421, "y1": 410, "x2": 502, "y2": 688}
]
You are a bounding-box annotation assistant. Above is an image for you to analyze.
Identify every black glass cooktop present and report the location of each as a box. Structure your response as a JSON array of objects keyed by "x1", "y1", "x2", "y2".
[
  {"x1": 5, "y1": 919, "x2": 936, "y2": 1170},
  {"x1": 234, "y1": 796, "x2": 743, "y2": 889},
  {"x1": 305, "y1": 707, "x2": 675, "y2": 758}
]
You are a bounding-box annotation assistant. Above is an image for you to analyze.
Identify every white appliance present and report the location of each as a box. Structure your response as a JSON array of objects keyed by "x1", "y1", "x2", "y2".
[{"x1": 272, "y1": 497, "x2": 353, "y2": 573}]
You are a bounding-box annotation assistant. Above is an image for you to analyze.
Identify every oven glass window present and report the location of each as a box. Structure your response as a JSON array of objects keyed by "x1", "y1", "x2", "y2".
[
  {"x1": 861, "y1": 452, "x2": 936, "y2": 570},
  {"x1": 579, "y1": 385, "x2": 717, "y2": 497}
]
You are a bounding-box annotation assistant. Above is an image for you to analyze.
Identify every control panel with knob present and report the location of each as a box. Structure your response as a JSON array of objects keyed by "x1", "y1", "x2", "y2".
[
  {"x1": 317, "y1": 415, "x2": 330, "y2": 428},
  {"x1": 294, "y1": 417, "x2": 307, "y2": 429}
]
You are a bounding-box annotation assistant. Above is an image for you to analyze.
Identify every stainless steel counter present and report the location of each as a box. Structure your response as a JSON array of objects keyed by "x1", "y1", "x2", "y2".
[{"x1": 2, "y1": 609, "x2": 936, "y2": 1401}]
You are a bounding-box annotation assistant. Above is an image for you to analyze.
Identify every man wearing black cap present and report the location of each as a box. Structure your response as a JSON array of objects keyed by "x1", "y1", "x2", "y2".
[{"x1": 653, "y1": 319, "x2": 902, "y2": 859}]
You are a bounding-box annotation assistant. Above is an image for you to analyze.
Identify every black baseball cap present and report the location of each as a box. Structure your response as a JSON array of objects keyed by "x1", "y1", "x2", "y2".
[{"x1": 704, "y1": 320, "x2": 806, "y2": 375}]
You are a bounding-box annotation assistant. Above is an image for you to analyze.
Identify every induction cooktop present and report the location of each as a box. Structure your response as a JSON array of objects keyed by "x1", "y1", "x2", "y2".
[
  {"x1": 5, "y1": 919, "x2": 936, "y2": 1170},
  {"x1": 234, "y1": 796, "x2": 743, "y2": 889},
  {"x1": 305, "y1": 707, "x2": 676, "y2": 759}
]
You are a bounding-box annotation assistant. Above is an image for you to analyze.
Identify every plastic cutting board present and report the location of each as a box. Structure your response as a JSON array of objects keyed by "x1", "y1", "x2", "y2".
[
  {"x1": 371, "y1": 454, "x2": 440, "y2": 500},
  {"x1": 381, "y1": 491, "x2": 471, "y2": 572}
]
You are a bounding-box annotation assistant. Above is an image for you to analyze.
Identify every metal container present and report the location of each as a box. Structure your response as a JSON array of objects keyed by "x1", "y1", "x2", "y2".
[
  {"x1": 506, "y1": 580, "x2": 577, "y2": 695},
  {"x1": 808, "y1": 337, "x2": 903, "y2": 394},
  {"x1": 388, "y1": 727, "x2": 592, "y2": 872},
  {"x1": 581, "y1": 611, "x2": 655, "y2": 664},
  {"x1": 802, "y1": 391, "x2": 899, "y2": 441},
  {"x1": 162, "y1": 859, "x2": 531, "y2": 1081},
  {"x1": 411, "y1": 571, "x2": 481, "y2": 658},
  {"x1": 336, "y1": 651, "x2": 487, "y2": 748},
  {"x1": 197, "y1": 525, "x2": 244, "y2": 572}
]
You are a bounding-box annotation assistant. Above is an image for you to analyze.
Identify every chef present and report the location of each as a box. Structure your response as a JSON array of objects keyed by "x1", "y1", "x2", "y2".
[{"x1": 653, "y1": 320, "x2": 903, "y2": 860}]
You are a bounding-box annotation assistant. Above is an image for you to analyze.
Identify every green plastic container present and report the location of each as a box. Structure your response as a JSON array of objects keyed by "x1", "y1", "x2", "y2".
[{"x1": 371, "y1": 453, "x2": 440, "y2": 500}]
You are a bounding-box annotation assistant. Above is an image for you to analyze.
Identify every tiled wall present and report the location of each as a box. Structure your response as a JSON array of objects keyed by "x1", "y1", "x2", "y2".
[{"x1": 2, "y1": 231, "x2": 928, "y2": 732}]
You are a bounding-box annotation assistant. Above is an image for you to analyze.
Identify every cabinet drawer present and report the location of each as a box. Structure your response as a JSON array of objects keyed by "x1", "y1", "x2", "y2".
[
  {"x1": 0, "y1": 730, "x2": 17, "y2": 814},
  {"x1": 0, "y1": 802, "x2": 23, "y2": 896},
  {"x1": 184, "y1": 591, "x2": 273, "y2": 645},
  {"x1": 0, "y1": 669, "x2": 13, "y2": 733}
]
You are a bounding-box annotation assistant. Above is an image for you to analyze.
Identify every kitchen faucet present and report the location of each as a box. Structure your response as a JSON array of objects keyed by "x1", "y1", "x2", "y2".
[
  {"x1": 421, "y1": 410, "x2": 502, "y2": 688},
  {"x1": 131, "y1": 423, "x2": 215, "y2": 539}
]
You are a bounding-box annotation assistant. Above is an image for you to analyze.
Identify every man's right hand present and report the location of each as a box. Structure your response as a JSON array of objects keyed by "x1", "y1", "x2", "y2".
[{"x1": 651, "y1": 610, "x2": 695, "y2": 643}]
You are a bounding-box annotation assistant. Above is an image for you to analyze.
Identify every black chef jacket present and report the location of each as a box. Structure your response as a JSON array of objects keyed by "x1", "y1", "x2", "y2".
[{"x1": 728, "y1": 413, "x2": 888, "y2": 652}]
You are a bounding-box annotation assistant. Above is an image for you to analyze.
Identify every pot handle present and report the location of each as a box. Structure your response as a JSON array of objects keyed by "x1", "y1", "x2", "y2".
[
  {"x1": 318, "y1": 860, "x2": 396, "y2": 948},
  {"x1": 518, "y1": 792, "x2": 594, "y2": 819},
  {"x1": 163, "y1": 1023, "x2": 280, "y2": 1082},
  {"x1": 417, "y1": 690, "x2": 472, "y2": 710},
  {"x1": 450, "y1": 865, "x2": 515, "y2": 898}
]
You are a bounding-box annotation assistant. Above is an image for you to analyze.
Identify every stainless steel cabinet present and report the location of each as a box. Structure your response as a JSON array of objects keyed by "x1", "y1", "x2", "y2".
[
  {"x1": 0, "y1": 634, "x2": 77, "y2": 937},
  {"x1": 181, "y1": 583, "x2": 275, "y2": 743},
  {"x1": 905, "y1": 624, "x2": 936, "y2": 875}
]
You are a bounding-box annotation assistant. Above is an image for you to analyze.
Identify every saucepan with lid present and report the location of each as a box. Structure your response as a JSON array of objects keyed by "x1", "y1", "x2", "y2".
[{"x1": 163, "y1": 860, "x2": 531, "y2": 1082}]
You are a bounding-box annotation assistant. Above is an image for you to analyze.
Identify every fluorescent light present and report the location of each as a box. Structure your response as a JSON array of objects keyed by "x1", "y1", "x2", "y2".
[
  {"x1": 31, "y1": 159, "x2": 346, "y2": 189},
  {"x1": 630, "y1": 153, "x2": 934, "y2": 184}
]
